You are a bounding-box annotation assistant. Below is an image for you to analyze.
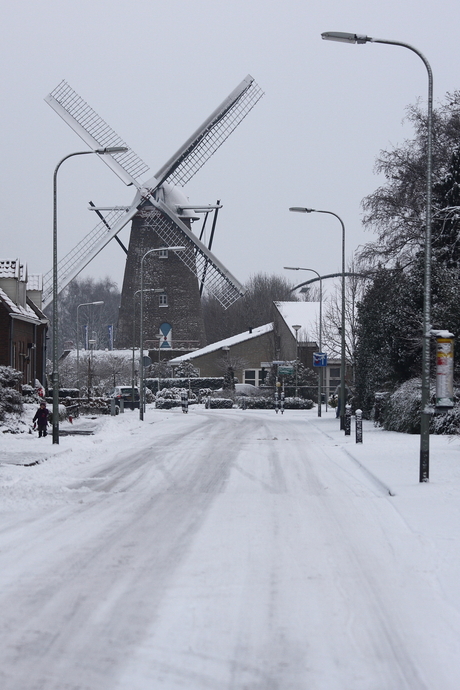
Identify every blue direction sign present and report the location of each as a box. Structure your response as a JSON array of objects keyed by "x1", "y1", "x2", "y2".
[{"x1": 313, "y1": 352, "x2": 327, "y2": 367}]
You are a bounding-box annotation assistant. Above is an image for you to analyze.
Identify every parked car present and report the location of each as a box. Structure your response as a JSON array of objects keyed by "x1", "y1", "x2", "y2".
[{"x1": 111, "y1": 386, "x2": 140, "y2": 408}]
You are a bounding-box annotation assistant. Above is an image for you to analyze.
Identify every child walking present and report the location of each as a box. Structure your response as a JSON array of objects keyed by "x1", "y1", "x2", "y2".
[{"x1": 33, "y1": 401, "x2": 50, "y2": 438}]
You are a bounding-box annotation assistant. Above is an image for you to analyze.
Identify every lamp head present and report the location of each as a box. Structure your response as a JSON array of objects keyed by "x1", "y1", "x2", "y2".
[
  {"x1": 321, "y1": 32, "x2": 370, "y2": 44},
  {"x1": 95, "y1": 146, "x2": 129, "y2": 154},
  {"x1": 289, "y1": 207, "x2": 314, "y2": 213}
]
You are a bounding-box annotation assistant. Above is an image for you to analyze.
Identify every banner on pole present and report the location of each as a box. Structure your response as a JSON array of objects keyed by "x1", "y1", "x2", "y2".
[{"x1": 436, "y1": 335, "x2": 454, "y2": 409}]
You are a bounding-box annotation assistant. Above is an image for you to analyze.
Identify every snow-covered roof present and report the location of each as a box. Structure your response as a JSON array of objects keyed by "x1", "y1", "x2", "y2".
[
  {"x1": 0, "y1": 287, "x2": 42, "y2": 323},
  {"x1": 170, "y1": 323, "x2": 274, "y2": 363},
  {"x1": 0, "y1": 259, "x2": 26, "y2": 281},
  {"x1": 274, "y1": 301, "x2": 320, "y2": 341}
]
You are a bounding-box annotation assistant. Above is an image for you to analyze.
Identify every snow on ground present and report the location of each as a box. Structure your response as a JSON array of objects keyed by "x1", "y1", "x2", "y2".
[{"x1": 0, "y1": 404, "x2": 459, "y2": 689}]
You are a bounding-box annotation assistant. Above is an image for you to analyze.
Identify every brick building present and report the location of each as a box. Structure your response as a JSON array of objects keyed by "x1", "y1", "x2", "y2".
[
  {"x1": 0, "y1": 260, "x2": 48, "y2": 386},
  {"x1": 115, "y1": 196, "x2": 206, "y2": 352}
]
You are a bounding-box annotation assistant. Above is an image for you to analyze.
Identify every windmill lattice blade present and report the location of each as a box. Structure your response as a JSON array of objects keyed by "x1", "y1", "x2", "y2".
[
  {"x1": 155, "y1": 75, "x2": 264, "y2": 188},
  {"x1": 45, "y1": 81, "x2": 149, "y2": 186},
  {"x1": 142, "y1": 202, "x2": 245, "y2": 309},
  {"x1": 42, "y1": 206, "x2": 137, "y2": 308}
]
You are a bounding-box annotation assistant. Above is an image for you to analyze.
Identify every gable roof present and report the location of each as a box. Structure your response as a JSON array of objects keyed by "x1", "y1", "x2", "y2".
[
  {"x1": 170, "y1": 323, "x2": 274, "y2": 362},
  {"x1": 0, "y1": 287, "x2": 43, "y2": 324},
  {"x1": 274, "y1": 301, "x2": 320, "y2": 340}
]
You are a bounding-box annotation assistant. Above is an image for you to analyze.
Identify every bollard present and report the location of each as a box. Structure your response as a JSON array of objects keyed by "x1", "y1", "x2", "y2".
[
  {"x1": 120, "y1": 399, "x2": 124, "y2": 413},
  {"x1": 344, "y1": 404, "x2": 351, "y2": 436},
  {"x1": 181, "y1": 390, "x2": 189, "y2": 414},
  {"x1": 355, "y1": 408, "x2": 363, "y2": 443},
  {"x1": 110, "y1": 398, "x2": 116, "y2": 416}
]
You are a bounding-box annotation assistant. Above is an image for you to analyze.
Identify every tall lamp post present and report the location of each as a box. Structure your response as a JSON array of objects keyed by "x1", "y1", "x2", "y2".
[
  {"x1": 292, "y1": 324, "x2": 301, "y2": 398},
  {"x1": 139, "y1": 246, "x2": 185, "y2": 420},
  {"x1": 321, "y1": 31, "x2": 433, "y2": 482},
  {"x1": 132, "y1": 288, "x2": 164, "y2": 409},
  {"x1": 285, "y1": 266, "x2": 323, "y2": 416},
  {"x1": 52, "y1": 146, "x2": 128, "y2": 444},
  {"x1": 76, "y1": 301, "x2": 104, "y2": 393},
  {"x1": 289, "y1": 207, "x2": 346, "y2": 429}
]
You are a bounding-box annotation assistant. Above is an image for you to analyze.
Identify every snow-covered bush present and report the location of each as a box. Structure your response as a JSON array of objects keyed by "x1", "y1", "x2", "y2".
[
  {"x1": 380, "y1": 378, "x2": 459, "y2": 434},
  {"x1": 21, "y1": 384, "x2": 38, "y2": 403},
  {"x1": 145, "y1": 388, "x2": 155, "y2": 404},
  {"x1": 155, "y1": 398, "x2": 181, "y2": 409},
  {"x1": 154, "y1": 386, "x2": 198, "y2": 409},
  {"x1": 209, "y1": 398, "x2": 234, "y2": 409},
  {"x1": 382, "y1": 379, "x2": 425, "y2": 433},
  {"x1": 283, "y1": 397, "x2": 315, "y2": 410},
  {"x1": 0, "y1": 366, "x2": 23, "y2": 421},
  {"x1": 238, "y1": 396, "x2": 273, "y2": 409},
  {"x1": 431, "y1": 407, "x2": 460, "y2": 435}
]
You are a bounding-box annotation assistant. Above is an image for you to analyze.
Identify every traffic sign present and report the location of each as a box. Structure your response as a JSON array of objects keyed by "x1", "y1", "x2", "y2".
[
  {"x1": 313, "y1": 352, "x2": 327, "y2": 367},
  {"x1": 278, "y1": 366, "x2": 294, "y2": 376}
]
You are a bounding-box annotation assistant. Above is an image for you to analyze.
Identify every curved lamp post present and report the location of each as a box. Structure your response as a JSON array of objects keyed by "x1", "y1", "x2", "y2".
[
  {"x1": 76, "y1": 301, "x2": 104, "y2": 393},
  {"x1": 139, "y1": 246, "x2": 185, "y2": 420},
  {"x1": 321, "y1": 31, "x2": 433, "y2": 482},
  {"x1": 285, "y1": 266, "x2": 323, "y2": 416},
  {"x1": 52, "y1": 146, "x2": 128, "y2": 444},
  {"x1": 289, "y1": 207, "x2": 346, "y2": 429},
  {"x1": 132, "y1": 288, "x2": 164, "y2": 409}
]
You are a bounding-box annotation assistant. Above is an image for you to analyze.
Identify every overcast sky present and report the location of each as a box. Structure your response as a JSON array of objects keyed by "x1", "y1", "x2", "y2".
[{"x1": 2, "y1": 0, "x2": 460, "y2": 299}]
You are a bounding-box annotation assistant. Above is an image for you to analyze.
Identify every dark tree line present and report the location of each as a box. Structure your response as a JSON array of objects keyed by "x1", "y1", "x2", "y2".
[
  {"x1": 355, "y1": 92, "x2": 460, "y2": 412},
  {"x1": 44, "y1": 277, "x2": 121, "y2": 356},
  {"x1": 202, "y1": 272, "x2": 298, "y2": 343}
]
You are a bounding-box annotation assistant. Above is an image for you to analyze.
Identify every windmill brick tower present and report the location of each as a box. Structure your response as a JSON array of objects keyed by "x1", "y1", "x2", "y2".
[{"x1": 42, "y1": 77, "x2": 264, "y2": 356}]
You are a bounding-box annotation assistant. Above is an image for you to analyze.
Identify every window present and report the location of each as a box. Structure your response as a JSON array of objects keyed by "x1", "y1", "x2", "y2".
[
  {"x1": 244, "y1": 369, "x2": 265, "y2": 386},
  {"x1": 159, "y1": 293, "x2": 168, "y2": 307},
  {"x1": 158, "y1": 248, "x2": 168, "y2": 259},
  {"x1": 244, "y1": 370, "x2": 256, "y2": 385}
]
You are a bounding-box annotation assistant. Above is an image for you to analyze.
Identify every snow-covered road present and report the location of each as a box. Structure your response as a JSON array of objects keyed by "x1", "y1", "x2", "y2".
[{"x1": 1, "y1": 407, "x2": 460, "y2": 689}]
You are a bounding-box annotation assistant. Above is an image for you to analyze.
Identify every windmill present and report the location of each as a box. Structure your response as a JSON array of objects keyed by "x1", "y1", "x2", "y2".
[{"x1": 43, "y1": 76, "x2": 264, "y2": 351}]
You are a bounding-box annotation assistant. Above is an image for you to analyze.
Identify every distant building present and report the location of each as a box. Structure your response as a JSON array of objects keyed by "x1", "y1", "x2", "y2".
[
  {"x1": 169, "y1": 324, "x2": 274, "y2": 386},
  {"x1": 170, "y1": 300, "x2": 348, "y2": 397},
  {"x1": 0, "y1": 259, "x2": 48, "y2": 386}
]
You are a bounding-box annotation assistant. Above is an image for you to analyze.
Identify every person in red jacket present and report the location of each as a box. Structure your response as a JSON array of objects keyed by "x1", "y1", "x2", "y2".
[{"x1": 33, "y1": 402, "x2": 50, "y2": 438}]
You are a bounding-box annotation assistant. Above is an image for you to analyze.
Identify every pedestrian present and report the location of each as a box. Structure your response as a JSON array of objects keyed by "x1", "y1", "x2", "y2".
[{"x1": 33, "y1": 401, "x2": 50, "y2": 438}]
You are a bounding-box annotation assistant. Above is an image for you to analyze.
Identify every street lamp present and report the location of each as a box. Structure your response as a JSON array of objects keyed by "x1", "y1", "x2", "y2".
[
  {"x1": 289, "y1": 207, "x2": 346, "y2": 429},
  {"x1": 321, "y1": 31, "x2": 433, "y2": 482},
  {"x1": 292, "y1": 324, "x2": 301, "y2": 398},
  {"x1": 52, "y1": 146, "x2": 128, "y2": 444},
  {"x1": 139, "y1": 246, "x2": 185, "y2": 420},
  {"x1": 132, "y1": 288, "x2": 164, "y2": 410},
  {"x1": 76, "y1": 301, "x2": 104, "y2": 393},
  {"x1": 285, "y1": 267, "x2": 323, "y2": 416}
]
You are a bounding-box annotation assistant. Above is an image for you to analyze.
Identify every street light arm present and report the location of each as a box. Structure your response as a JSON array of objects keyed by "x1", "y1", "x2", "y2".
[
  {"x1": 289, "y1": 205, "x2": 345, "y2": 426},
  {"x1": 321, "y1": 29, "x2": 433, "y2": 481}
]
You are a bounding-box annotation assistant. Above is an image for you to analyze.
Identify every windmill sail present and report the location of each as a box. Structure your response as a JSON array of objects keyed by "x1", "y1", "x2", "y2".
[
  {"x1": 45, "y1": 81, "x2": 149, "y2": 187},
  {"x1": 44, "y1": 76, "x2": 263, "y2": 310},
  {"x1": 143, "y1": 199, "x2": 244, "y2": 308},
  {"x1": 154, "y1": 75, "x2": 264, "y2": 188},
  {"x1": 41, "y1": 205, "x2": 138, "y2": 309}
]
